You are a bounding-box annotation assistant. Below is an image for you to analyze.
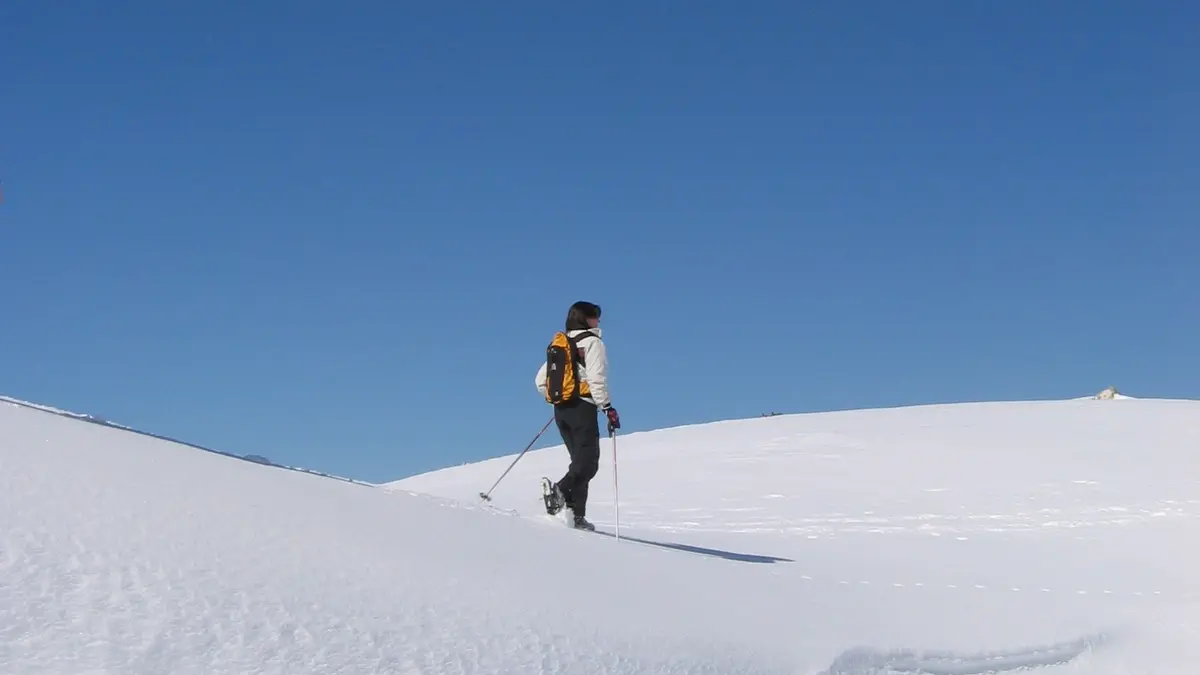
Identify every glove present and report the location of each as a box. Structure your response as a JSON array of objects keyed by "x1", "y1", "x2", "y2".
[{"x1": 604, "y1": 406, "x2": 620, "y2": 431}]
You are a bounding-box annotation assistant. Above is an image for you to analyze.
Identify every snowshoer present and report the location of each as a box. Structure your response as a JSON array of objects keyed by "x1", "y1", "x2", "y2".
[{"x1": 535, "y1": 300, "x2": 620, "y2": 530}]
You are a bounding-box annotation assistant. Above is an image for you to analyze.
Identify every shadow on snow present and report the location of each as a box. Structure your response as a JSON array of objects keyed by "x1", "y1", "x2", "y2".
[{"x1": 591, "y1": 529, "x2": 794, "y2": 564}]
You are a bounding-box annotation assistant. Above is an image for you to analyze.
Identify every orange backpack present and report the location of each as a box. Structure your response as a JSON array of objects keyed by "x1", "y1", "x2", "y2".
[{"x1": 544, "y1": 331, "x2": 594, "y2": 404}]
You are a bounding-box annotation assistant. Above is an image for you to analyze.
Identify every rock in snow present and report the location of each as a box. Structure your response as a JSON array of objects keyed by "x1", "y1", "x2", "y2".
[{"x1": 4, "y1": 396, "x2": 1200, "y2": 673}]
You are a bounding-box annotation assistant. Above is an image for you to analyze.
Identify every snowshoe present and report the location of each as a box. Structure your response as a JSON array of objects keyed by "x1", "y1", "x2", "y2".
[{"x1": 541, "y1": 477, "x2": 564, "y2": 515}]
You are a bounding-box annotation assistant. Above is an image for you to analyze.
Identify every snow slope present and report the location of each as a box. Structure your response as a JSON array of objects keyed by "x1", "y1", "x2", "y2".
[
  {"x1": 390, "y1": 397, "x2": 1200, "y2": 674},
  {"x1": 0, "y1": 394, "x2": 374, "y2": 487},
  {"x1": 3, "y1": 395, "x2": 1198, "y2": 673}
]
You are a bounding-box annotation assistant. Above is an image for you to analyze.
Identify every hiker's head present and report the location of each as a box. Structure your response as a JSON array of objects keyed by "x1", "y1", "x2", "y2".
[{"x1": 565, "y1": 301, "x2": 601, "y2": 331}]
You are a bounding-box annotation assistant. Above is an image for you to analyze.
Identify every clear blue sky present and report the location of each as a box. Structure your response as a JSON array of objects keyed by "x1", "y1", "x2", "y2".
[{"x1": 2, "y1": 2, "x2": 1196, "y2": 483}]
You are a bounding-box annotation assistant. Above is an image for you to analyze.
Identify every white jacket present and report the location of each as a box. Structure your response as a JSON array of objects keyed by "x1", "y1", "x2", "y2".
[{"x1": 535, "y1": 328, "x2": 611, "y2": 409}]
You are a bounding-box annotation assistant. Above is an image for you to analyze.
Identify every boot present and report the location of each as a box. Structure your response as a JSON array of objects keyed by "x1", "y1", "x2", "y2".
[{"x1": 572, "y1": 514, "x2": 595, "y2": 531}]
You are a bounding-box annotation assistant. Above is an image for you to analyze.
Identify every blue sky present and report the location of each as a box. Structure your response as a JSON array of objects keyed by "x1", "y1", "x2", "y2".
[{"x1": 1, "y1": 1, "x2": 1196, "y2": 483}]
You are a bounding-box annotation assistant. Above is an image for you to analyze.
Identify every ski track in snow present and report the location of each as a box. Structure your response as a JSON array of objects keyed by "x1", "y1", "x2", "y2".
[
  {"x1": 639, "y1": 498, "x2": 1200, "y2": 536},
  {"x1": 484, "y1": 501, "x2": 1200, "y2": 605},
  {"x1": 818, "y1": 633, "x2": 1108, "y2": 675}
]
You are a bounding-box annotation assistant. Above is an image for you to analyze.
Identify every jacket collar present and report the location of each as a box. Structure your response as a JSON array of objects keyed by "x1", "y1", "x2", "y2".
[{"x1": 569, "y1": 327, "x2": 601, "y2": 338}]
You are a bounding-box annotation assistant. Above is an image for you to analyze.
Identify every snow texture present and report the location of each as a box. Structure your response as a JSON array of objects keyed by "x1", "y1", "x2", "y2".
[{"x1": 3, "y1": 395, "x2": 1199, "y2": 674}]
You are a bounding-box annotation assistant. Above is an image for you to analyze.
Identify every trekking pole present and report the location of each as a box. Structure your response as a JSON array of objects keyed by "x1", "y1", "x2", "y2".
[
  {"x1": 479, "y1": 416, "x2": 554, "y2": 502},
  {"x1": 609, "y1": 424, "x2": 620, "y2": 540}
]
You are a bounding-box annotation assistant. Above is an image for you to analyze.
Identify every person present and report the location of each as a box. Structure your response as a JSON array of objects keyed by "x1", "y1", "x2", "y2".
[{"x1": 535, "y1": 300, "x2": 620, "y2": 530}]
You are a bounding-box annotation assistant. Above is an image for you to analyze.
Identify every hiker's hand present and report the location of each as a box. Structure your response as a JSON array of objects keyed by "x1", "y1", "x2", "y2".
[{"x1": 605, "y1": 406, "x2": 620, "y2": 431}]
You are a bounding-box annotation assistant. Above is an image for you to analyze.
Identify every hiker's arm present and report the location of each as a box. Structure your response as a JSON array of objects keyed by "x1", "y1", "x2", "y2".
[
  {"x1": 534, "y1": 362, "x2": 548, "y2": 398},
  {"x1": 582, "y1": 338, "x2": 611, "y2": 409}
]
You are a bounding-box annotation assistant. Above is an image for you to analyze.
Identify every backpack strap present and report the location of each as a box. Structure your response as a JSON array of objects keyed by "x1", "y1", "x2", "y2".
[{"x1": 567, "y1": 331, "x2": 595, "y2": 366}]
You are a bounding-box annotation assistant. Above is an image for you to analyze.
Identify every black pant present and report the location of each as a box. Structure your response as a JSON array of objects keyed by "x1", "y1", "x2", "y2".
[{"x1": 553, "y1": 398, "x2": 600, "y2": 518}]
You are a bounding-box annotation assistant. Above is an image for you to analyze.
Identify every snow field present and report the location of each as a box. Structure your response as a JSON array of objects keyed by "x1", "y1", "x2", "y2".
[
  {"x1": 0, "y1": 400, "x2": 787, "y2": 673},
  {"x1": 392, "y1": 398, "x2": 1200, "y2": 673},
  {"x1": 3, "y1": 395, "x2": 1199, "y2": 673}
]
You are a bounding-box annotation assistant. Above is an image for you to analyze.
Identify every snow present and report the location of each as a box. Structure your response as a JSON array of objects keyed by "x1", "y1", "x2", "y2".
[
  {"x1": 390, "y1": 398, "x2": 1200, "y2": 673},
  {"x1": 3, "y1": 395, "x2": 1199, "y2": 673}
]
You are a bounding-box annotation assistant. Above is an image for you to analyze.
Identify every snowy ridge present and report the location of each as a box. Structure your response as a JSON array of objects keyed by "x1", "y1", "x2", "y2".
[
  {"x1": 0, "y1": 394, "x2": 371, "y2": 487},
  {"x1": 0, "y1": 394, "x2": 137, "y2": 429}
]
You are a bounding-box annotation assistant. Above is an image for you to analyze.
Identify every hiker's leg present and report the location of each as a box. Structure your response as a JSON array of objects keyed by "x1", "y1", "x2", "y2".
[
  {"x1": 553, "y1": 406, "x2": 578, "y2": 508},
  {"x1": 559, "y1": 401, "x2": 600, "y2": 518}
]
